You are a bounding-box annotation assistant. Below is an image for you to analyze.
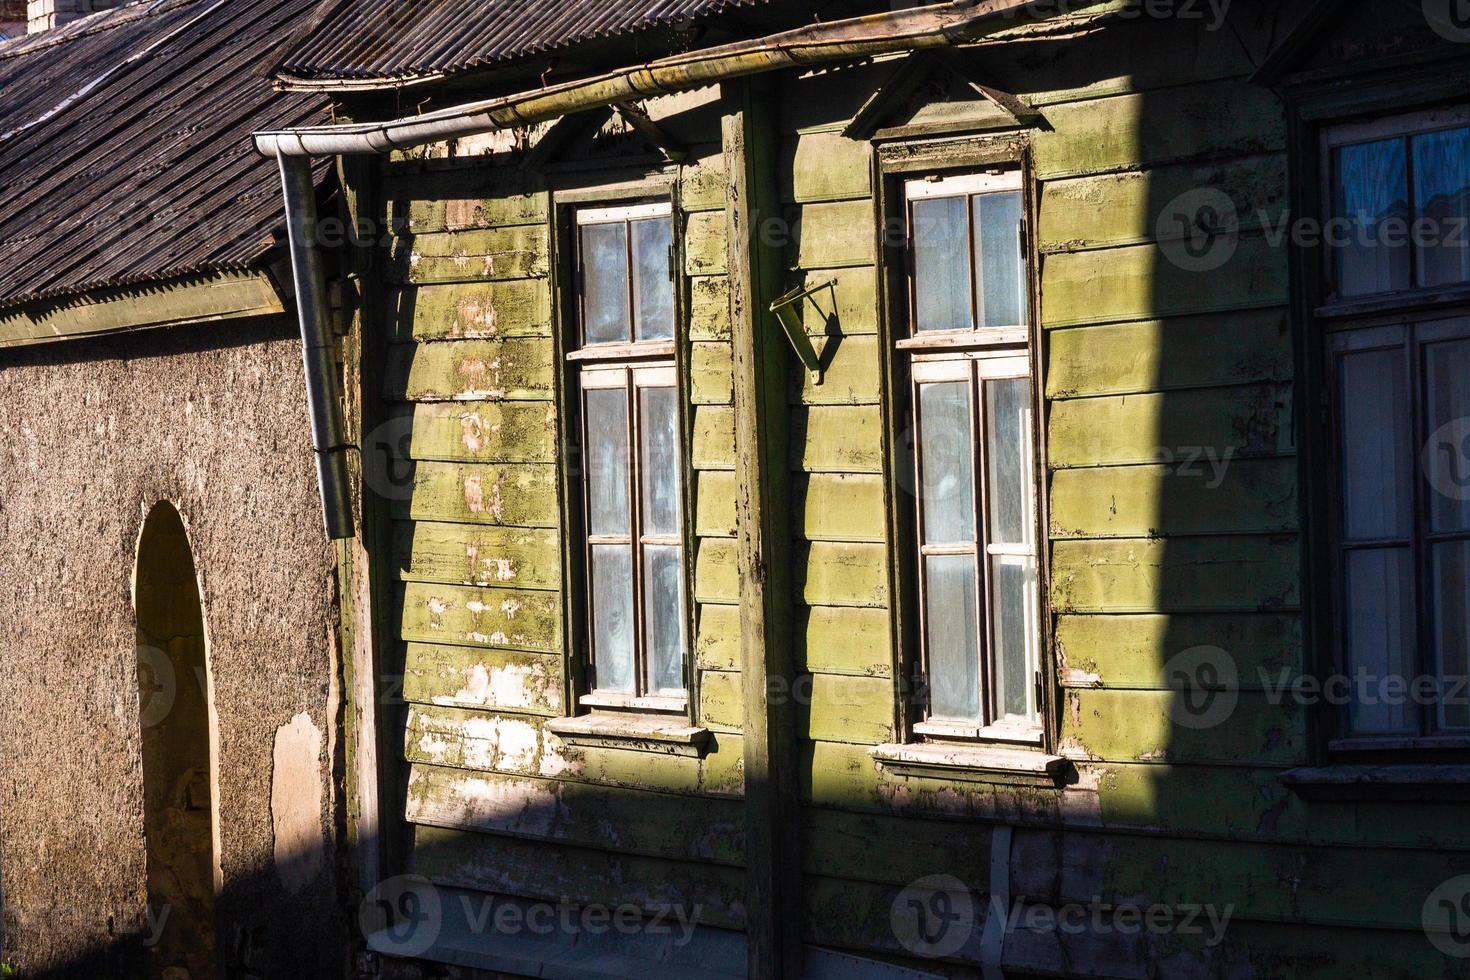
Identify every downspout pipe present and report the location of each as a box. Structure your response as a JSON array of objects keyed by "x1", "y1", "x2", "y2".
[
  {"x1": 277, "y1": 151, "x2": 355, "y2": 540},
  {"x1": 254, "y1": 0, "x2": 1063, "y2": 157}
]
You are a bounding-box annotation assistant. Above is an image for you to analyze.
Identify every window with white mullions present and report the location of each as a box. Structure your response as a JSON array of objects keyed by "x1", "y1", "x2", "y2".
[
  {"x1": 901, "y1": 171, "x2": 1042, "y2": 741},
  {"x1": 572, "y1": 202, "x2": 687, "y2": 709}
]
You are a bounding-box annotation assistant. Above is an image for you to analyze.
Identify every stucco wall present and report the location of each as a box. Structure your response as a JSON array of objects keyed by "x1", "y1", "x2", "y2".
[{"x1": 0, "y1": 314, "x2": 346, "y2": 978}]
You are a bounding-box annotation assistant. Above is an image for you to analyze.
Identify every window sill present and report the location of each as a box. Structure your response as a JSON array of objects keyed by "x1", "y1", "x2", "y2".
[
  {"x1": 871, "y1": 741, "x2": 1068, "y2": 788},
  {"x1": 1279, "y1": 765, "x2": 1470, "y2": 802},
  {"x1": 546, "y1": 713, "x2": 711, "y2": 758}
]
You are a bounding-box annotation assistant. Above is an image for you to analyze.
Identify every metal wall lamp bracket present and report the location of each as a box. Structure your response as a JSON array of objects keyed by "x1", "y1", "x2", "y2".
[{"x1": 768, "y1": 278, "x2": 837, "y2": 386}]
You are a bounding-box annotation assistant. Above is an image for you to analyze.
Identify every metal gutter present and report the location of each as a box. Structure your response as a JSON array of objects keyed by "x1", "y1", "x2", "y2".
[
  {"x1": 254, "y1": 0, "x2": 1062, "y2": 157},
  {"x1": 276, "y1": 151, "x2": 354, "y2": 540}
]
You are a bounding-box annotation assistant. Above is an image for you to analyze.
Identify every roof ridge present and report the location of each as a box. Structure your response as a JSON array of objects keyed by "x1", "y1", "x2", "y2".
[{"x1": 0, "y1": 0, "x2": 194, "y2": 61}]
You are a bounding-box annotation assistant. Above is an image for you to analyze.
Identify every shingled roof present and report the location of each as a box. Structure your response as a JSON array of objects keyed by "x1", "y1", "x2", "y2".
[
  {"x1": 274, "y1": 0, "x2": 782, "y2": 89},
  {"x1": 0, "y1": 0, "x2": 331, "y2": 310}
]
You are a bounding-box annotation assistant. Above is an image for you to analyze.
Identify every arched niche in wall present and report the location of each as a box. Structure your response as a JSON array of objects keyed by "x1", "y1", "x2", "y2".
[{"x1": 132, "y1": 501, "x2": 219, "y2": 980}]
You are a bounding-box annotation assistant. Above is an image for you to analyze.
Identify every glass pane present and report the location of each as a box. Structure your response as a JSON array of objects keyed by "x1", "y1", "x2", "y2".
[
  {"x1": 918, "y1": 381, "x2": 975, "y2": 546},
  {"x1": 643, "y1": 545, "x2": 686, "y2": 694},
  {"x1": 1334, "y1": 139, "x2": 1410, "y2": 297},
  {"x1": 1344, "y1": 547, "x2": 1416, "y2": 736},
  {"x1": 1425, "y1": 337, "x2": 1470, "y2": 533},
  {"x1": 639, "y1": 386, "x2": 682, "y2": 536},
  {"x1": 632, "y1": 217, "x2": 675, "y2": 340},
  {"x1": 986, "y1": 377, "x2": 1034, "y2": 546},
  {"x1": 1413, "y1": 127, "x2": 1470, "y2": 288},
  {"x1": 585, "y1": 386, "x2": 630, "y2": 536},
  {"x1": 591, "y1": 544, "x2": 635, "y2": 693},
  {"x1": 975, "y1": 191, "x2": 1026, "y2": 328},
  {"x1": 581, "y1": 221, "x2": 630, "y2": 344},
  {"x1": 1337, "y1": 346, "x2": 1411, "y2": 540},
  {"x1": 1432, "y1": 541, "x2": 1470, "y2": 731},
  {"x1": 990, "y1": 555, "x2": 1038, "y2": 725},
  {"x1": 924, "y1": 554, "x2": 980, "y2": 723},
  {"x1": 912, "y1": 196, "x2": 973, "y2": 332}
]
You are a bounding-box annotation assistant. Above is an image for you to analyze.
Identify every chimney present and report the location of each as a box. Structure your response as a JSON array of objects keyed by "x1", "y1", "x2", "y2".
[{"x1": 26, "y1": 0, "x2": 124, "y2": 33}]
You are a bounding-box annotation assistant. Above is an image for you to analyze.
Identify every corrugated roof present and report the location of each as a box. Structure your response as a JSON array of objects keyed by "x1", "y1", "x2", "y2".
[
  {"x1": 276, "y1": 0, "x2": 780, "y2": 88},
  {"x1": 0, "y1": 0, "x2": 332, "y2": 310}
]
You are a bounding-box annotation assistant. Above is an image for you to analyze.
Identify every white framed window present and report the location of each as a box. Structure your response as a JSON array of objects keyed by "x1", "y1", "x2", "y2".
[
  {"x1": 570, "y1": 202, "x2": 687, "y2": 711},
  {"x1": 900, "y1": 171, "x2": 1042, "y2": 742}
]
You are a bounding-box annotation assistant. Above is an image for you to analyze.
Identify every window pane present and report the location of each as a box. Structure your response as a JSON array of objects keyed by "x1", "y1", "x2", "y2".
[
  {"x1": 1432, "y1": 541, "x2": 1470, "y2": 732},
  {"x1": 1413, "y1": 127, "x2": 1470, "y2": 288},
  {"x1": 591, "y1": 544, "x2": 635, "y2": 693},
  {"x1": 975, "y1": 191, "x2": 1026, "y2": 328},
  {"x1": 986, "y1": 377, "x2": 1034, "y2": 546},
  {"x1": 912, "y1": 196, "x2": 973, "y2": 332},
  {"x1": 639, "y1": 385, "x2": 682, "y2": 537},
  {"x1": 1334, "y1": 139, "x2": 1410, "y2": 297},
  {"x1": 1344, "y1": 547, "x2": 1417, "y2": 736},
  {"x1": 1337, "y1": 345, "x2": 1411, "y2": 540},
  {"x1": 1425, "y1": 337, "x2": 1470, "y2": 533},
  {"x1": 990, "y1": 555, "x2": 1038, "y2": 725},
  {"x1": 585, "y1": 386, "x2": 630, "y2": 536},
  {"x1": 582, "y1": 221, "x2": 630, "y2": 344},
  {"x1": 925, "y1": 554, "x2": 980, "y2": 723},
  {"x1": 632, "y1": 217, "x2": 674, "y2": 340},
  {"x1": 643, "y1": 545, "x2": 685, "y2": 694},
  {"x1": 918, "y1": 381, "x2": 975, "y2": 546}
]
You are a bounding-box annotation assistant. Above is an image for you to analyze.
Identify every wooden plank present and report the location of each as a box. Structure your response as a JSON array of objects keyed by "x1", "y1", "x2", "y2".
[
  {"x1": 690, "y1": 341, "x2": 734, "y2": 406},
  {"x1": 392, "y1": 401, "x2": 558, "y2": 464},
  {"x1": 802, "y1": 607, "x2": 892, "y2": 677},
  {"x1": 801, "y1": 674, "x2": 894, "y2": 745},
  {"x1": 384, "y1": 166, "x2": 547, "y2": 233},
  {"x1": 795, "y1": 474, "x2": 886, "y2": 543},
  {"x1": 1037, "y1": 154, "x2": 1287, "y2": 253},
  {"x1": 1055, "y1": 613, "x2": 1302, "y2": 691},
  {"x1": 679, "y1": 144, "x2": 729, "y2": 213},
  {"x1": 384, "y1": 338, "x2": 554, "y2": 402},
  {"x1": 413, "y1": 826, "x2": 747, "y2": 930},
  {"x1": 689, "y1": 274, "x2": 732, "y2": 340},
  {"x1": 1041, "y1": 235, "x2": 1287, "y2": 328},
  {"x1": 799, "y1": 542, "x2": 889, "y2": 608},
  {"x1": 786, "y1": 200, "x2": 876, "y2": 269},
  {"x1": 397, "y1": 462, "x2": 559, "y2": 527},
  {"x1": 692, "y1": 405, "x2": 736, "y2": 470},
  {"x1": 782, "y1": 266, "x2": 879, "y2": 338},
  {"x1": 1060, "y1": 689, "x2": 1306, "y2": 767},
  {"x1": 685, "y1": 210, "x2": 730, "y2": 275},
  {"x1": 1048, "y1": 384, "x2": 1294, "y2": 468},
  {"x1": 386, "y1": 280, "x2": 551, "y2": 342},
  {"x1": 696, "y1": 604, "x2": 742, "y2": 671},
  {"x1": 780, "y1": 131, "x2": 872, "y2": 203},
  {"x1": 700, "y1": 668, "x2": 744, "y2": 733},
  {"x1": 695, "y1": 537, "x2": 740, "y2": 604},
  {"x1": 1045, "y1": 309, "x2": 1292, "y2": 398},
  {"x1": 789, "y1": 405, "x2": 885, "y2": 474},
  {"x1": 1051, "y1": 536, "x2": 1300, "y2": 613},
  {"x1": 723, "y1": 77, "x2": 804, "y2": 980},
  {"x1": 1031, "y1": 80, "x2": 1286, "y2": 180},
  {"x1": 790, "y1": 334, "x2": 881, "y2": 406},
  {"x1": 389, "y1": 226, "x2": 550, "y2": 283},
  {"x1": 1050, "y1": 459, "x2": 1298, "y2": 538},
  {"x1": 406, "y1": 764, "x2": 744, "y2": 865},
  {"x1": 695, "y1": 470, "x2": 738, "y2": 538},
  {"x1": 403, "y1": 643, "x2": 564, "y2": 715},
  {"x1": 399, "y1": 582, "x2": 563, "y2": 654},
  {"x1": 404, "y1": 705, "x2": 745, "y2": 798},
  {"x1": 392, "y1": 521, "x2": 561, "y2": 590}
]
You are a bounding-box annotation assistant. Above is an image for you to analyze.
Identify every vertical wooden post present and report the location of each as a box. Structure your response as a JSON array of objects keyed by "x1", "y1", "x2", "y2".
[{"x1": 722, "y1": 77, "x2": 804, "y2": 978}]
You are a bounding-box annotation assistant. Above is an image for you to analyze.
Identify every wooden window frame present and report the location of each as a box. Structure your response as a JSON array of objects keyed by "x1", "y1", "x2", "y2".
[
  {"x1": 1290, "y1": 69, "x2": 1470, "y2": 762},
  {"x1": 876, "y1": 141, "x2": 1054, "y2": 751},
  {"x1": 558, "y1": 196, "x2": 695, "y2": 718}
]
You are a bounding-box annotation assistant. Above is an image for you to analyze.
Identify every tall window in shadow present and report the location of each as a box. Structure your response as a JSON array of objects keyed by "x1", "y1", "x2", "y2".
[{"x1": 133, "y1": 502, "x2": 218, "y2": 979}]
